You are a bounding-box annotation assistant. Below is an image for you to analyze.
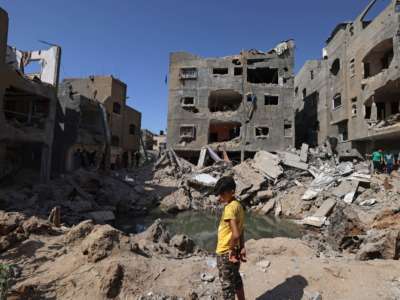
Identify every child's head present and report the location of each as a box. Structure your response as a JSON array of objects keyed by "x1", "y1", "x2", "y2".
[{"x1": 214, "y1": 176, "x2": 236, "y2": 203}]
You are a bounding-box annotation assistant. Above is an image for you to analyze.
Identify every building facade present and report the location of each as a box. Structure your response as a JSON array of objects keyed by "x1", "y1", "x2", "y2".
[
  {"x1": 295, "y1": 0, "x2": 400, "y2": 156},
  {"x1": 167, "y1": 41, "x2": 295, "y2": 161},
  {"x1": 64, "y1": 76, "x2": 141, "y2": 168},
  {"x1": 0, "y1": 7, "x2": 61, "y2": 182}
]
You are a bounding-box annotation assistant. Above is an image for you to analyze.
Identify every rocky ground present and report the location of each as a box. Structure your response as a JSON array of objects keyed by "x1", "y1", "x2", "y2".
[
  {"x1": 1, "y1": 214, "x2": 400, "y2": 300},
  {"x1": 1, "y1": 145, "x2": 400, "y2": 299}
]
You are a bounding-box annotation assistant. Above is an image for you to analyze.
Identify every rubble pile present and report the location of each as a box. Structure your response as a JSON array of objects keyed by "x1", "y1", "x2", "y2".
[
  {"x1": 155, "y1": 143, "x2": 400, "y2": 261},
  {"x1": 0, "y1": 168, "x2": 161, "y2": 227}
]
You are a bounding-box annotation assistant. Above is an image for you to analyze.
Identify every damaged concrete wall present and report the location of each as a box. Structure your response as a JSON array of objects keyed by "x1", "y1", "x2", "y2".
[
  {"x1": 167, "y1": 41, "x2": 295, "y2": 159},
  {"x1": 295, "y1": 0, "x2": 400, "y2": 156},
  {"x1": 0, "y1": 7, "x2": 59, "y2": 182},
  {"x1": 51, "y1": 82, "x2": 109, "y2": 175}
]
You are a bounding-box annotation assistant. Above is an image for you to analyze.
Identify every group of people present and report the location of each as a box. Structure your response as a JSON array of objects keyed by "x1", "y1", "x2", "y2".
[
  {"x1": 73, "y1": 148, "x2": 97, "y2": 170},
  {"x1": 371, "y1": 149, "x2": 400, "y2": 174}
]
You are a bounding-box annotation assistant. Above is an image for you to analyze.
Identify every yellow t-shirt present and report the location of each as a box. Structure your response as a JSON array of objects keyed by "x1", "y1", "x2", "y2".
[{"x1": 216, "y1": 200, "x2": 245, "y2": 254}]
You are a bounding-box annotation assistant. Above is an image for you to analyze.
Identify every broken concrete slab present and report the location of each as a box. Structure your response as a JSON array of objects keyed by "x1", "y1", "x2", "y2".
[
  {"x1": 253, "y1": 151, "x2": 283, "y2": 180},
  {"x1": 332, "y1": 180, "x2": 354, "y2": 198},
  {"x1": 300, "y1": 143, "x2": 309, "y2": 163},
  {"x1": 343, "y1": 181, "x2": 359, "y2": 204},
  {"x1": 233, "y1": 161, "x2": 267, "y2": 195},
  {"x1": 197, "y1": 148, "x2": 207, "y2": 168},
  {"x1": 281, "y1": 159, "x2": 309, "y2": 171},
  {"x1": 301, "y1": 216, "x2": 327, "y2": 228},
  {"x1": 188, "y1": 174, "x2": 218, "y2": 187},
  {"x1": 206, "y1": 146, "x2": 222, "y2": 162},
  {"x1": 255, "y1": 190, "x2": 274, "y2": 202},
  {"x1": 260, "y1": 199, "x2": 275, "y2": 215},
  {"x1": 313, "y1": 199, "x2": 336, "y2": 218}
]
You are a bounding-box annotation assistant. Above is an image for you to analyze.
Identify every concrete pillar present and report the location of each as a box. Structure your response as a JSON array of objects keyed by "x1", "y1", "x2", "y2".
[{"x1": 371, "y1": 99, "x2": 378, "y2": 122}]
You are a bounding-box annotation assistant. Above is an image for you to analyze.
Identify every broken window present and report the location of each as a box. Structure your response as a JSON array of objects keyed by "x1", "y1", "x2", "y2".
[
  {"x1": 264, "y1": 95, "x2": 279, "y2": 106},
  {"x1": 255, "y1": 126, "x2": 270, "y2": 137},
  {"x1": 129, "y1": 124, "x2": 136, "y2": 135},
  {"x1": 338, "y1": 121, "x2": 348, "y2": 142},
  {"x1": 247, "y1": 68, "x2": 278, "y2": 84},
  {"x1": 232, "y1": 59, "x2": 241, "y2": 65},
  {"x1": 295, "y1": 87, "x2": 299, "y2": 96},
  {"x1": 349, "y1": 58, "x2": 355, "y2": 78},
  {"x1": 111, "y1": 135, "x2": 120, "y2": 147},
  {"x1": 333, "y1": 93, "x2": 342, "y2": 109},
  {"x1": 330, "y1": 58, "x2": 340, "y2": 76},
  {"x1": 209, "y1": 121, "x2": 241, "y2": 143},
  {"x1": 365, "y1": 105, "x2": 372, "y2": 119},
  {"x1": 362, "y1": 38, "x2": 394, "y2": 78},
  {"x1": 181, "y1": 97, "x2": 195, "y2": 107},
  {"x1": 180, "y1": 125, "x2": 196, "y2": 139},
  {"x1": 284, "y1": 120, "x2": 292, "y2": 137},
  {"x1": 391, "y1": 101, "x2": 400, "y2": 115},
  {"x1": 302, "y1": 88, "x2": 307, "y2": 99},
  {"x1": 247, "y1": 58, "x2": 265, "y2": 65},
  {"x1": 208, "y1": 90, "x2": 242, "y2": 112},
  {"x1": 351, "y1": 98, "x2": 358, "y2": 117},
  {"x1": 180, "y1": 68, "x2": 197, "y2": 80},
  {"x1": 113, "y1": 102, "x2": 121, "y2": 114},
  {"x1": 310, "y1": 70, "x2": 314, "y2": 80},
  {"x1": 234, "y1": 67, "x2": 243, "y2": 76},
  {"x1": 213, "y1": 68, "x2": 229, "y2": 75},
  {"x1": 3, "y1": 86, "x2": 50, "y2": 130}
]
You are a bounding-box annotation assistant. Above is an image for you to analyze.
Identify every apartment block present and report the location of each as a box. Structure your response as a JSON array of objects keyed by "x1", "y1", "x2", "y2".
[
  {"x1": 167, "y1": 41, "x2": 295, "y2": 162},
  {"x1": 295, "y1": 0, "x2": 400, "y2": 156}
]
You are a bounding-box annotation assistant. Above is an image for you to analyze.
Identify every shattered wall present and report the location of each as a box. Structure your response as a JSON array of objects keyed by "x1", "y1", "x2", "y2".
[
  {"x1": 51, "y1": 82, "x2": 109, "y2": 175},
  {"x1": 295, "y1": 0, "x2": 400, "y2": 156},
  {"x1": 167, "y1": 41, "x2": 295, "y2": 160}
]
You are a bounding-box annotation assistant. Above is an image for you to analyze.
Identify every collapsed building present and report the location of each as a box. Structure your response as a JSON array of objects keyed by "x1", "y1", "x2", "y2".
[
  {"x1": 51, "y1": 82, "x2": 109, "y2": 174},
  {"x1": 0, "y1": 7, "x2": 61, "y2": 183},
  {"x1": 63, "y1": 76, "x2": 142, "y2": 168},
  {"x1": 295, "y1": 0, "x2": 400, "y2": 156},
  {"x1": 167, "y1": 41, "x2": 295, "y2": 162}
]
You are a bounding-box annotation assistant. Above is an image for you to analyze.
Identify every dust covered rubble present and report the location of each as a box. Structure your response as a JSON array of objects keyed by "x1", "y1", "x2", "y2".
[
  {"x1": 2, "y1": 213, "x2": 400, "y2": 300},
  {"x1": 0, "y1": 213, "x2": 223, "y2": 300},
  {"x1": 0, "y1": 167, "x2": 162, "y2": 227},
  {"x1": 155, "y1": 144, "x2": 400, "y2": 262}
]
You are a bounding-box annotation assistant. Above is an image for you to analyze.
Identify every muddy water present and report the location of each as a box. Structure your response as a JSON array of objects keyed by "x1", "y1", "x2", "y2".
[{"x1": 117, "y1": 210, "x2": 302, "y2": 252}]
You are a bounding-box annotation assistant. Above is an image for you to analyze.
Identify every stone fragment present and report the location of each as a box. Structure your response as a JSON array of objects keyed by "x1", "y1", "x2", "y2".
[
  {"x1": 257, "y1": 259, "x2": 271, "y2": 272},
  {"x1": 81, "y1": 225, "x2": 120, "y2": 262},
  {"x1": 170, "y1": 234, "x2": 195, "y2": 253},
  {"x1": 253, "y1": 151, "x2": 283, "y2": 179},
  {"x1": 200, "y1": 273, "x2": 215, "y2": 282},
  {"x1": 63, "y1": 220, "x2": 94, "y2": 245},
  {"x1": 261, "y1": 199, "x2": 276, "y2": 215}
]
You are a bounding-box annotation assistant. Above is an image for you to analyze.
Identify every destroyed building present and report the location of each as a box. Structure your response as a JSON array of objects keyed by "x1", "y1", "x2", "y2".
[
  {"x1": 167, "y1": 41, "x2": 295, "y2": 162},
  {"x1": 0, "y1": 7, "x2": 61, "y2": 183},
  {"x1": 63, "y1": 76, "x2": 142, "y2": 168},
  {"x1": 141, "y1": 129, "x2": 155, "y2": 150},
  {"x1": 51, "y1": 82, "x2": 109, "y2": 174},
  {"x1": 295, "y1": 0, "x2": 400, "y2": 156}
]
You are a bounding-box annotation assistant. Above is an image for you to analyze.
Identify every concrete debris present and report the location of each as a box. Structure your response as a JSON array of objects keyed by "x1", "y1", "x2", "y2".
[
  {"x1": 256, "y1": 260, "x2": 271, "y2": 272},
  {"x1": 188, "y1": 173, "x2": 218, "y2": 187},
  {"x1": 343, "y1": 181, "x2": 359, "y2": 204},
  {"x1": 359, "y1": 199, "x2": 377, "y2": 206},
  {"x1": 300, "y1": 143, "x2": 309, "y2": 163},
  {"x1": 253, "y1": 151, "x2": 283, "y2": 180}
]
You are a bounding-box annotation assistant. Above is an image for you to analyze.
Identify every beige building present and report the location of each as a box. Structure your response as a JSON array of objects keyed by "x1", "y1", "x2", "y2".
[
  {"x1": 153, "y1": 131, "x2": 167, "y2": 152},
  {"x1": 64, "y1": 76, "x2": 141, "y2": 167},
  {"x1": 295, "y1": 0, "x2": 400, "y2": 156}
]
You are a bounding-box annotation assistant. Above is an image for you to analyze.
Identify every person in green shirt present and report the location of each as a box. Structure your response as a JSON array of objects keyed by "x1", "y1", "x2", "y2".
[{"x1": 371, "y1": 149, "x2": 383, "y2": 173}]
